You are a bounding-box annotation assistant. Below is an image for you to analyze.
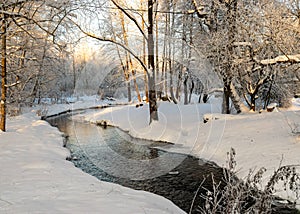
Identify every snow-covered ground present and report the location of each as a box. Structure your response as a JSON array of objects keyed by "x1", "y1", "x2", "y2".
[
  {"x1": 1, "y1": 95, "x2": 300, "y2": 213},
  {"x1": 34, "y1": 95, "x2": 127, "y2": 116},
  {"x1": 0, "y1": 112, "x2": 185, "y2": 213}
]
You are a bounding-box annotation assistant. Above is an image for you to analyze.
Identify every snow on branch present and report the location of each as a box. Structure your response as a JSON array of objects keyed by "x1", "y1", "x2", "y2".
[
  {"x1": 0, "y1": 10, "x2": 60, "y2": 37},
  {"x1": 261, "y1": 54, "x2": 300, "y2": 65},
  {"x1": 233, "y1": 42, "x2": 252, "y2": 47},
  {"x1": 207, "y1": 88, "x2": 223, "y2": 94},
  {"x1": 191, "y1": 0, "x2": 207, "y2": 19},
  {"x1": 4, "y1": 81, "x2": 21, "y2": 88}
]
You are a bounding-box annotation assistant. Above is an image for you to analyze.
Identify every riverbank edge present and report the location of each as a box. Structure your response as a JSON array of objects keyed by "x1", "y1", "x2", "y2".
[{"x1": 43, "y1": 102, "x2": 300, "y2": 212}]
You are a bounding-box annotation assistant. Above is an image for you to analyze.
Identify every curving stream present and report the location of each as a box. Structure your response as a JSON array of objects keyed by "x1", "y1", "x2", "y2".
[
  {"x1": 46, "y1": 110, "x2": 297, "y2": 213},
  {"x1": 46, "y1": 111, "x2": 225, "y2": 213}
]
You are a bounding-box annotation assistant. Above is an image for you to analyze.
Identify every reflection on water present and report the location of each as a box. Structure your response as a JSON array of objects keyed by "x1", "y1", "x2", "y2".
[
  {"x1": 46, "y1": 111, "x2": 299, "y2": 214},
  {"x1": 46, "y1": 112, "x2": 225, "y2": 213},
  {"x1": 48, "y1": 113, "x2": 189, "y2": 180}
]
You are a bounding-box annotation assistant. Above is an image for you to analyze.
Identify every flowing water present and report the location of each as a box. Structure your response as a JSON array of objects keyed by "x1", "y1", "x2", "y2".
[
  {"x1": 46, "y1": 111, "x2": 224, "y2": 213},
  {"x1": 46, "y1": 111, "x2": 297, "y2": 213}
]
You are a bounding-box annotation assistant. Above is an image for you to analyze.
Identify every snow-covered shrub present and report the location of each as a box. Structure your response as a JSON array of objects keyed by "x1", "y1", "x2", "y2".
[{"x1": 197, "y1": 148, "x2": 300, "y2": 213}]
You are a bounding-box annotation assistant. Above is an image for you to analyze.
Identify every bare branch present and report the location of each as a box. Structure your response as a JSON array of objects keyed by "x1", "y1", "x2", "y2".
[
  {"x1": 70, "y1": 18, "x2": 148, "y2": 73},
  {"x1": 110, "y1": 0, "x2": 148, "y2": 41}
]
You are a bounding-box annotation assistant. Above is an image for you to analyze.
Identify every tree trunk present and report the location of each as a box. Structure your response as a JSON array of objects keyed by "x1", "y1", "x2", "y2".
[
  {"x1": 1, "y1": 17, "x2": 7, "y2": 131},
  {"x1": 175, "y1": 66, "x2": 182, "y2": 100},
  {"x1": 141, "y1": 7, "x2": 149, "y2": 102},
  {"x1": 168, "y1": 7, "x2": 177, "y2": 104},
  {"x1": 127, "y1": 80, "x2": 132, "y2": 102},
  {"x1": 143, "y1": 69, "x2": 149, "y2": 102},
  {"x1": 15, "y1": 49, "x2": 26, "y2": 103},
  {"x1": 148, "y1": 0, "x2": 158, "y2": 122},
  {"x1": 115, "y1": 44, "x2": 131, "y2": 102},
  {"x1": 169, "y1": 58, "x2": 177, "y2": 104},
  {"x1": 162, "y1": 13, "x2": 169, "y2": 97},
  {"x1": 120, "y1": 11, "x2": 141, "y2": 102},
  {"x1": 155, "y1": 12, "x2": 159, "y2": 85},
  {"x1": 229, "y1": 82, "x2": 242, "y2": 113},
  {"x1": 250, "y1": 94, "x2": 256, "y2": 111},
  {"x1": 169, "y1": 2, "x2": 178, "y2": 104},
  {"x1": 184, "y1": 71, "x2": 188, "y2": 105},
  {"x1": 119, "y1": 11, "x2": 133, "y2": 103},
  {"x1": 223, "y1": 81, "x2": 243, "y2": 114},
  {"x1": 222, "y1": 83, "x2": 231, "y2": 114},
  {"x1": 72, "y1": 55, "x2": 76, "y2": 90},
  {"x1": 189, "y1": 80, "x2": 194, "y2": 103},
  {"x1": 264, "y1": 74, "x2": 276, "y2": 109},
  {"x1": 131, "y1": 69, "x2": 141, "y2": 102},
  {"x1": 31, "y1": 38, "x2": 48, "y2": 105},
  {"x1": 30, "y1": 76, "x2": 40, "y2": 106},
  {"x1": 176, "y1": 13, "x2": 187, "y2": 101},
  {"x1": 222, "y1": 0, "x2": 239, "y2": 114},
  {"x1": 110, "y1": 15, "x2": 131, "y2": 102}
]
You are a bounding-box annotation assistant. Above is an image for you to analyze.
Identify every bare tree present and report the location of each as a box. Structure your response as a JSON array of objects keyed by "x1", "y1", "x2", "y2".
[
  {"x1": 1, "y1": 15, "x2": 7, "y2": 131},
  {"x1": 147, "y1": 0, "x2": 158, "y2": 121},
  {"x1": 0, "y1": 0, "x2": 72, "y2": 131},
  {"x1": 72, "y1": 0, "x2": 159, "y2": 122}
]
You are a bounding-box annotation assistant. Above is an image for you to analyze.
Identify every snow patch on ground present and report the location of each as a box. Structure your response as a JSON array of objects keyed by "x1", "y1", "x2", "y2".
[
  {"x1": 0, "y1": 113, "x2": 185, "y2": 213},
  {"x1": 2, "y1": 96, "x2": 300, "y2": 212}
]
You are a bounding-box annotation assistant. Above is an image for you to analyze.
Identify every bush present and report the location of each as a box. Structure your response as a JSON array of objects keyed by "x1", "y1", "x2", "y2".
[{"x1": 197, "y1": 148, "x2": 300, "y2": 214}]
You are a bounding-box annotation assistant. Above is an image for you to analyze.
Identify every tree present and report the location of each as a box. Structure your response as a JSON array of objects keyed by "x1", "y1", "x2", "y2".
[
  {"x1": 190, "y1": 0, "x2": 300, "y2": 113},
  {"x1": 109, "y1": 9, "x2": 142, "y2": 102},
  {"x1": 204, "y1": 0, "x2": 243, "y2": 114},
  {"x1": 147, "y1": 0, "x2": 158, "y2": 121},
  {"x1": 72, "y1": 0, "x2": 159, "y2": 122},
  {"x1": 0, "y1": 0, "x2": 72, "y2": 131},
  {"x1": 1, "y1": 15, "x2": 7, "y2": 131},
  {"x1": 231, "y1": 0, "x2": 300, "y2": 110}
]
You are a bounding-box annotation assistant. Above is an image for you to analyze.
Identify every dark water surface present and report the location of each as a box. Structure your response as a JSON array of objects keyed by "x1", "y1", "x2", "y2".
[
  {"x1": 46, "y1": 112, "x2": 224, "y2": 213},
  {"x1": 46, "y1": 112, "x2": 298, "y2": 214}
]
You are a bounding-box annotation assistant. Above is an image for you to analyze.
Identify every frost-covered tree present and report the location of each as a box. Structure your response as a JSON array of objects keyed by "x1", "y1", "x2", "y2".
[
  {"x1": 0, "y1": 0, "x2": 72, "y2": 131},
  {"x1": 72, "y1": 0, "x2": 159, "y2": 122},
  {"x1": 191, "y1": 0, "x2": 300, "y2": 112}
]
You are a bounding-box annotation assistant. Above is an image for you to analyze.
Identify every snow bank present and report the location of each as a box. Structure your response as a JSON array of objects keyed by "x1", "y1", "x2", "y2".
[
  {"x1": 29, "y1": 95, "x2": 129, "y2": 117},
  {"x1": 0, "y1": 113, "x2": 185, "y2": 214},
  {"x1": 82, "y1": 101, "x2": 300, "y2": 202}
]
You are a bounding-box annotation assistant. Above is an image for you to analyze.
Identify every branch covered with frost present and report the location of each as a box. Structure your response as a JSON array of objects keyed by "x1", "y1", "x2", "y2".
[
  {"x1": 197, "y1": 148, "x2": 300, "y2": 213},
  {"x1": 261, "y1": 54, "x2": 300, "y2": 65}
]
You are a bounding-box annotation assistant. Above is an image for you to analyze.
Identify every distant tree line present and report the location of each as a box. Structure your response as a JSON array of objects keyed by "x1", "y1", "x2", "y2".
[{"x1": 1, "y1": 0, "x2": 300, "y2": 131}]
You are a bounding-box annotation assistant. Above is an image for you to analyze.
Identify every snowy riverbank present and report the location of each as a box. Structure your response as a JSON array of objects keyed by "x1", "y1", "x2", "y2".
[
  {"x1": 1, "y1": 96, "x2": 299, "y2": 212},
  {"x1": 81, "y1": 97, "x2": 300, "y2": 203},
  {"x1": 0, "y1": 112, "x2": 185, "y2": 213}
]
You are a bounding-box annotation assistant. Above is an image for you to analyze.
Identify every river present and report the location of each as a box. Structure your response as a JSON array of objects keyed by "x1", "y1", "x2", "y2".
[{"x1": 46, "y1": 110, "x2": 297, "y2": 213}]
